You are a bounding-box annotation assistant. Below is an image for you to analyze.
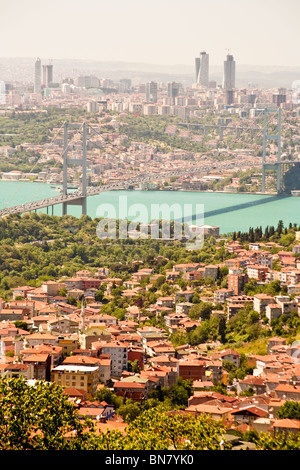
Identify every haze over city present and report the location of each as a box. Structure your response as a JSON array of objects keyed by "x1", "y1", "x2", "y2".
[{"x1": 1, "y1": 0, "x2": 300, "y2": 67}]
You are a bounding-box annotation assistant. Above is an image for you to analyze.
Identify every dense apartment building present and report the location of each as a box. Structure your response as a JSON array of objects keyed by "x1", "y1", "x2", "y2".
[
  {"x1": 99, "y1": 341, "x2": 128, "y2": 377},
  {"x1": 227, "y1": 270, "x2": 248, "y2": 295},
  {"x1": 51, "y1": 364, "x2": 100, "y2": 397}
]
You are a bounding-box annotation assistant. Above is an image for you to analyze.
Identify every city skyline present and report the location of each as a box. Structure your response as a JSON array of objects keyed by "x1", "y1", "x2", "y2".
[{"x1": 1, "y1": 0, "x2": 300, "y2": 68}]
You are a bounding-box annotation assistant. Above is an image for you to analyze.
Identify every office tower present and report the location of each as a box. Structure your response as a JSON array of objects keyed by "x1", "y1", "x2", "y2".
[
  {"x1": 75, "y1": 75, "x2": 100, "y2": 88},
  {"x1": 248, "y1": 93, "x2": 257, "y2": 106},
  {"x1": 223, "y1": 54, "x2": 235, "y2": 90},
  {"x1": 225, "y1": 89, "x2": 234, "y2": 105},
  {"x1": 272, "y1": 88, "x2": 286, "y2": 107},
  {"x1": 195, "y1": 51, "x2": 209, "y2": 87},
  {"x1": 42, "y1": 64, "x2": 53, "y2": 87},
  {"x1": 34, "y1": 57, "x2": 41, "y2": 93},
  {"x1": 145, "y1": 81, "x2": 158, "y2": 103},
  {"x1": 199, "y1": 51, "x2": 209, "y2": 87},
  {"x1": 167, "y1": 82, "x2": 180, "y2": 104}
]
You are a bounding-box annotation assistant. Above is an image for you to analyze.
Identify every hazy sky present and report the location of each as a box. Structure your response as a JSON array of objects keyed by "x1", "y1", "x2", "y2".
[{"x1": 1, "y1": 0, "x2": 300, "y2": 67}]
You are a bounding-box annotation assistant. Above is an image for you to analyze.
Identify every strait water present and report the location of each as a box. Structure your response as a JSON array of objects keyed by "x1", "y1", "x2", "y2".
[{"x1": 0, "y1": 180, "x2": 299, "y2": 235}]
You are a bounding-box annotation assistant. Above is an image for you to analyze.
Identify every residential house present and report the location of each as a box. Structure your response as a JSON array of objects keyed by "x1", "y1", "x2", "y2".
[
  {"x1": 178, "y1": 356, "x2": 206, "y2": 381},
  {"x1": 172, "y1": 263, "x2": 201, "y2": 274},
  {"x1": 20, "y1": 343, "x2": 63, "y2": 367},
  {"x1": 78, "y1": 401, "x2": 115, "y2": 421},
  {"x1": 51, "y1": 364, "x2": 100, "y2": 398},
  {"x1": 47, "y1": 316, "x2": 79, "y2": 334},
  {"x1": 8, "y1": 300, "x2": 35, "y2": 316},
  {"x1": 253, "y1": 293, "x2": 274, "y2": 314},
  {"x1": 227, "y1": 271, "x2": 248, "y2": 295},
  {"x1": 227, "y1": 302, "x2": 245, "y2": 320},
  {"x1": 113, "y1": 375, "x2": 152, "y2": 403},
  {"x1": 274, "y1": 384, "x2": 300, "y2": 401},
  {"x1": 270, "y1": 419, "x2": 300, "y2": 437},
  {"x1": 205, "y1": 359, "x2": 223, "y2": 384},
  {"x1": 236, "y1": 375, "x2": 267, "y2": 395},
  {"x1": 41, "y1": 281, "x2": 62, "y2": 298},
  {"x1": 275, "y1": 296, "x2": 298, "y2": 316},
  {"x1": 24, "y1": 332, "x2": 58, "y2": 348},
  {"x1": 99, "y1": 341, "x2": 128, "y2": 378},
  {"x1": 22, "y1": 353, "x2": 51, "y2": 381},
  {"x1": 0, "y1": 309, "x2": 26, "y2": 322},
  {"x1": 185, "y1": 403, "x2": 233, "y2": 421},
  {"x1": 145, "y1": 340, "x2": 176, "y2": 358},
  {"x1": 214, "y1": 288, "x2": 234, "y2": 303},
  {"x1": 231, "y1": 406, "x2": 268, "y2": 426},
  {"x1": 267, "y1": 337, "x2": 287, "y2": 353},
  {"x1": 166, "y1": 270, "x2": 181, "y2": 281},
  {"x1": 246, "y1": 264, "x2": 268, "y2": 281},
  {"x1": 62, "y1": 355, "x2": 111, "y2": 383},
  {"x1": 210, "y1": 349, "x2": 241, "y2": 368},
  {"x1": 12, "y1": 286, "x2": 35, "y2": 300},
  {"x1": 265, "y1": 304, "x2": 283, "y2": 322},
  {"x1": 164, "y1": 312, "x2": 189, "y2": 332},
  {"x1": 79, "y1": 325, "x2": 112, "y2": 350},
  {"x1": 140, "y1": 367, "x2": 168, "y2": 388},
  {"x1": 156, "y1": 296, "x2": 174, "y2": 309},
  {"x1": 2, "y1": 363, "x2": 34, "y2": 380},
  {"x1": 175, "y1": 302, "x2": 193, "y2": 315},
  {"x1": 127, "y1": 344, "x2": 144, "y2": 370}
]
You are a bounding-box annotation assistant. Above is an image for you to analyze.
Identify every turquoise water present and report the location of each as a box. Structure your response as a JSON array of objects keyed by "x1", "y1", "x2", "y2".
[{"x1": 0, "y1": 181, "x2": 299, "y2": 234}]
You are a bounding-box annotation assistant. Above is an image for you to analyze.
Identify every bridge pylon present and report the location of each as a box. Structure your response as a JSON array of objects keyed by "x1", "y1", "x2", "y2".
[
  {"x1": 62, "y1": 121, "x2": 88, "y2": 216},
  {"x1": 261, "y1": 107, "x2": 282, "y2": 193}
]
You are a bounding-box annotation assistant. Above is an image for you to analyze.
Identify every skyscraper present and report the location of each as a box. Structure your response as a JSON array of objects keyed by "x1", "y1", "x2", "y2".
[
  {"x1": 223, "y1": 54, "x2": 235, "y2": 90},
  {"x1": 145, "y1": 81, "x2": 158, "y2": 103},
  {"x1": 195, "y1": 51, "x2": 209, "y2": 87},
  {"x1": 167, "y1": 82, "x2": 180, "y2": 103},
  {"x1": 42, "y1": 64, "x2": 53, "y2": 87},
  {"x1": 34, "y1": 57, "x2": 41, "y2": 93}
]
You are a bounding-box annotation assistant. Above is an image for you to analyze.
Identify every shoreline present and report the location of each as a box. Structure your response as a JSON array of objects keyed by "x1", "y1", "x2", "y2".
[{"x1": 0, "y1": 179, "x2": 290, "y2": 197}]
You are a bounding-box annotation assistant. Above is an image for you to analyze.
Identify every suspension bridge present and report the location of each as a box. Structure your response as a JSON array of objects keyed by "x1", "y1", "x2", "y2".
[{"x1": 0, "y1": 107, "x2": 296, "y2": 218}]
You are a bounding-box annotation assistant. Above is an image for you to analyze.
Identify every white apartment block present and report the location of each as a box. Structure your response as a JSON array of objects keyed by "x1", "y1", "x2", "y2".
[{"x1": 101, "y1": 341, "x2": 128, "y2": 377}]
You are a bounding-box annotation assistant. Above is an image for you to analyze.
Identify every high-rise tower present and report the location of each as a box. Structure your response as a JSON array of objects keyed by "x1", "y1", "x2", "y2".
[
  {"x1": 42, "y1": 64, "x2": 53, "y2": 87},
  {"x1": 145, "y1": 81, "x2": 158, "y2": 103},
  {"x1": 223, "y1": 54, "x2": 235, "y2": 90},
  {"x1": 34, "y1": 57, "x2": 41, "y2": 93},
  {"x1": 195, "y1": 51, "x2": 209, "y2": 87}
]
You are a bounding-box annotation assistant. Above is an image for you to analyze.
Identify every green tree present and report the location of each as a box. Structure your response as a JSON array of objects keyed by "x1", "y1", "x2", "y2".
[
  {"x1": 117, "y1": 401, "x2": 141, "y2": 423},
  {"x1": 0, "y1": 377, "x2": 90, "y2": 450},
  {"x1": 277, "y1": 401, "x2": 300, "y2": 420},
  {"x1": 124, "y1": 406, "x2": 228, "y2": 450},
  {"x1": 189, "y1": 302, "x2": 213, "y2": 320}
]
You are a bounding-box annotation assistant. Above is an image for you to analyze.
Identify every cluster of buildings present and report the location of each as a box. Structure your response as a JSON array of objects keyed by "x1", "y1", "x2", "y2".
[
  {"x1": 0, "y1": 53, "x2": 299, "y2": 194},
  {"x1": 1, "y1": 233, "x2": 300, "y2": 437}
]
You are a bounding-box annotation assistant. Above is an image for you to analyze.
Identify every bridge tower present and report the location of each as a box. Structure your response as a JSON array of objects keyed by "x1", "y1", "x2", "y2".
[
  {"x1": 261, "y1": 107, "x2": 282, "y2": 193},
  {"x1": 62, "y1": 121, "x2": 88, "y2": 216}
]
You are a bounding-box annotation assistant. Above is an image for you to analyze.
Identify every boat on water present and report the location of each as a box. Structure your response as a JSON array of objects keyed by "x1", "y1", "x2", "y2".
[{"x1": 291, "y1": 190, "x2": 300, "y2": 196}]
